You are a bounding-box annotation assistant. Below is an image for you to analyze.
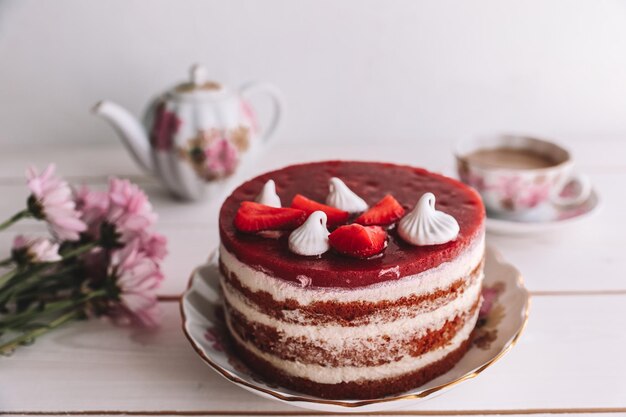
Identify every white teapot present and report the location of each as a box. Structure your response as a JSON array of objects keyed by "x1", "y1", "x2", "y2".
[{"x1": 93, "y1": 64, "x2": 282, "y2": 200}]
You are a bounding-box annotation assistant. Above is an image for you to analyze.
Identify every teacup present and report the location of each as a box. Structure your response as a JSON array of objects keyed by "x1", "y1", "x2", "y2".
[{"x1": 455, "y1": 134, "x2": 591, "y2": 220}]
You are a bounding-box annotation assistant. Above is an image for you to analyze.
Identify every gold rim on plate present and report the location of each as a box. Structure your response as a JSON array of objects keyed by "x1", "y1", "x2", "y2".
[{"x1": 179, "y1": 247, "x2": 530, "y2": 408}]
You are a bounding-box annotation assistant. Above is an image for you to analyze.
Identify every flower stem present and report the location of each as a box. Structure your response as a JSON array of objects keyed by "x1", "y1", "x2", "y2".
[
  {"x1": 0, "y1": 241, "x2": 97, "y2": 298},
  {"x1": 0, "y1": 268, "x2": 20, "y2": 291},
  {"x1": 0, "y1": 242, "x2": 95, "y2": 301},
  {"x1": 0, "y1": 309, "x2": 81, "y2": 355},
  {"x1": 0, "y1": 210, "x2": 31, "y2": 231},
  {"x1": 0, "y1": 264, "x2": 49, "y2": 304},
  {"x1": 13, "y1": 265, "x2": 81, "y2": 300},
  {"x1": 0, "y1": 298, "x2": 75, "y2": 329},
  {"x1": 0, "y1": 290, "x2": 105, "y2": 331},
  {"x1": 61, "y1": 241, "x2": 97, "y2": 260}
]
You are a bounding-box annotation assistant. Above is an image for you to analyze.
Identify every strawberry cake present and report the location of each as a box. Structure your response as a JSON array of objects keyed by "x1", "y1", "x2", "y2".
[{"x1": 218, "y1": 161, "x2": 485, "y2": 399}]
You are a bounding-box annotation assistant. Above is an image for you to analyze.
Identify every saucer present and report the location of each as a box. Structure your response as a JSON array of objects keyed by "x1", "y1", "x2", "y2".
[
  {"x1": 486, "y1": 188, "x2": 600, "y2": 236},
  {"x1": 180, "y1": 247, "x2": 530, "y2": 413}
]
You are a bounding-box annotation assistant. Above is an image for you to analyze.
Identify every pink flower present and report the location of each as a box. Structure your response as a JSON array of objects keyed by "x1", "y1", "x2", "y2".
[
  {"x1": 108, "y1": 243, "x2": 163, "y2": 327},
  {"x1": 106, "y1": 178, "x2": 157, "y2": 242},
  {"x1": 462, "y1": 172, "x2": 487, "y2": 192},
  {"x1": 496, "y1": 176, "x2": 523, "y2": 200},
  {"x1": 479, "y1": 287, "x2": 499, "y2": 318},
  {"x1": 26, "y1": 165, "x2": 87, "y2": 241},
  {"x1": 241, "y1": 100, "x2": 260, "y2": 135},
  {"x1": 82, "y1": 246, "x2": 108, "y2": 283},
  {"x1": 204, "y1": 327, "x2": 224, "y2": 352},
  {"x1": 150, "y1": 102, "x2": 181, "y2": 151},
  {"x1": 12, "y1": 235, "x2": 62, "y2": 263},
  {"x1": 518, "y1": 184, "x2": 550, "y2": 208},
  {"x1": 74, "y1": 185, "x2": 110, "y2": 238},
  {"x1": 136, "y1": 232, "x2": 168, "y2": 261},
  {"x1": 204, "y1": 138, "x2": 239, "y2": 178}
]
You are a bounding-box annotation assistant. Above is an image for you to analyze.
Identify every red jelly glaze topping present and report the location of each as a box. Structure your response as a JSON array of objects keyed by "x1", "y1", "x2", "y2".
[{"x1": 219, "y1": 161, "x2": 485, "y2": 288}]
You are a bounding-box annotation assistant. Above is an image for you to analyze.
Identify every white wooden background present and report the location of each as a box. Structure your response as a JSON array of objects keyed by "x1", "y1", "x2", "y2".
[{"x1": 1, "y1": 137, "x2": 626, "y2": 416}]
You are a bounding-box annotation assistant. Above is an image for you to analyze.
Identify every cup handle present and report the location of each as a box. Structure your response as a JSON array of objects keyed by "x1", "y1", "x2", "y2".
[
  {"x1": 551, "y1": 172, "x2": 592, "y2": 207},
  {"x1": 239, "y1": 82, "x2": 283, "y2": 143}
]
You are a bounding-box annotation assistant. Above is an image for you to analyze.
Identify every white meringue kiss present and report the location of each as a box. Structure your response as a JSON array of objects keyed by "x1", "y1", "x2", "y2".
[
  {"x1": 288, "y1": 211, "x2": 330, "y2": 256},
  {"x1": 255, "y1": 179, "x2": 281, "y2": 207},
  {"x1": 326, "y1": 177, "x2": 368, "y2": 213},
  {"x1": 398, "y1": 192, "x2": 459, "y2": 246}
]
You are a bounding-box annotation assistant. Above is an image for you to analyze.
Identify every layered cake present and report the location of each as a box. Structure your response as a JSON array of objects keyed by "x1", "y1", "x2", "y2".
[{"x1": 218, "y1": 161, "x2": 485, "y2": 399}]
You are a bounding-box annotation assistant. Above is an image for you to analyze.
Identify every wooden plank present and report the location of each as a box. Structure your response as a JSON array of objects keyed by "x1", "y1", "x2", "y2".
[
  {"x1": 2, "y1": 412, "x2": 625, "y2": 416},
  {"x1": 0, "y1": 227, "x2": 216, "y2": 297},
  {"x1": 0, "y1": 141, "x2": 623, "y2": 294},
  {"x1": 0, "y1": 135, "x2": 625, "y2": 182},
  {"x1": 1, "y1": 295, "x2": 625, "y2": 413},
  {"x1": 0, "y1": 144, "x2": 143, "y2": 182},
  {"x1": 0, "y1": 139, "x2": 621, "y2": 227},
  {"x1": 1, "y1": 171, "x2": 622, "y2": 294}
]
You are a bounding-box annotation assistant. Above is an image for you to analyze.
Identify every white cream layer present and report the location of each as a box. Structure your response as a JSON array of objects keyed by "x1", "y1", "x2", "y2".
[
  {"x1": 222, "y1": 273, "x2": 482, "y2": 345},
  {"x1": 219, "y1": 229, "x2": 484, "y2": 305},
  {"x1": 277, "y1": 284, "x2": 474, "y2": 326},
  {"x1": 227, "y1": 307, "x2": 479, "y2": 384}
]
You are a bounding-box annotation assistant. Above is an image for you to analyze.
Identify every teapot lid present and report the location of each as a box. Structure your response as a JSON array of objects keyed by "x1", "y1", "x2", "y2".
[{"x1": 169, "y1": 64, "x2": 227, "y2": 98}]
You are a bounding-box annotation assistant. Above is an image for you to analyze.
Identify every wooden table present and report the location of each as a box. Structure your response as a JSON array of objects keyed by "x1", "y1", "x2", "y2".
[{"x1": 1, "y1": 138, "x2": 625, "y2": 416}]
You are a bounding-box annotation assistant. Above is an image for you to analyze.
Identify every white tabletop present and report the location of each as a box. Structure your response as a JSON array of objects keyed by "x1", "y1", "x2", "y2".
[{"x1": 1, "y1": 137, "x2": 625, "y2": 416}]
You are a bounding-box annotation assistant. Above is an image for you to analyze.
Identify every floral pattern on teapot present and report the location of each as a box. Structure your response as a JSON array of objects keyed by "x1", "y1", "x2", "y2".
[
  {"x1": 150, "y1": 101, "x2": 255, "y2": 181},
  {"x1": 178, "y1": 128, "x2": 244, "y2": 181},
  {"x1": 150, "y1": 102, "x2": 181, "y2": 151},
  {"x1": 94, "y1": 64, "x2": 282, "y2": 201}
]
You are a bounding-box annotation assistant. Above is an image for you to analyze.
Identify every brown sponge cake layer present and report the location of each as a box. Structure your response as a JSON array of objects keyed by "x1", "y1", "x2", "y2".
[
  {"x1": 220, "y1": 258, "x2": 483, "y2": 326},
  {"x1": 217, "y1": 161, "x2": 487, "y2": 399},
  {"x1": 229, "y1": 330, "x2": 474, "y2": 400},
  {"x1": 225, "y1": 297, "x2": 480, "y2": 367}
]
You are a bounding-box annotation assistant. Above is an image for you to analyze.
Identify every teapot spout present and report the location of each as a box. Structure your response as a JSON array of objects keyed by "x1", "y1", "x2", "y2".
[{"x1": 92, "y1": 100, "x2": 154, "y2": 174}]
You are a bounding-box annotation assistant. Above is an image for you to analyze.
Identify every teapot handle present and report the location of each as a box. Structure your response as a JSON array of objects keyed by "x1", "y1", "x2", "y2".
[{"x1": 239, "y1": 82, "x2": 283, "y2": 143}]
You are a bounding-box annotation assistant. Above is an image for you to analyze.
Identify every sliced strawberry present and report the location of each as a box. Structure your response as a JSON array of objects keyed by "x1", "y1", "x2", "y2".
[
  {"x1": 355, "y1": 194, "x2": 405, "y2": 226},
  {"x1": 234, "y1": 201, "x2": 306, "y2": 233},
  {"x1": 290, "y1": 194, "x2": 350, "y2": 226},
  {"x1": 328, "y1": 224, "x2": 387, "y2": 258}
]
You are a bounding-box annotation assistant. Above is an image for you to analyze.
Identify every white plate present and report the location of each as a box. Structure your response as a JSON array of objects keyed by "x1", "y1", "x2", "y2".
[
  {"x1": 180, "y1": 246, "x2": 530, "y2": 413},
  {"x1": 486, "y1": 188, "x2": 600, "y2": 235}
]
